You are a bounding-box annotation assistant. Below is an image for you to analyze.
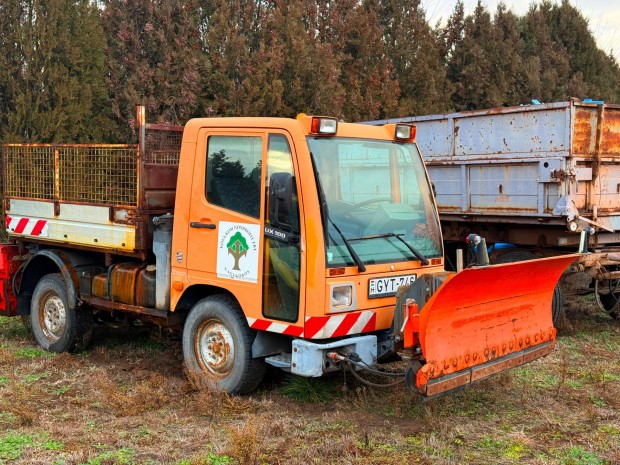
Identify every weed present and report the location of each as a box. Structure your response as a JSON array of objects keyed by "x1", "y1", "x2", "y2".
[
  {"x1": 0, "y1": 376, "x2": 8, "y2": 386},
  {"x1": 559, "y1": 446, "x2": 605, "y2": 465},
  {"x1": 0, "y1": 316, "x2": 30, "y2": 339},
  {"x1": 225, "y1": 416, "x2": 263, "y2": 465},
  {"x1": 504, "y1": 442, "x2": 527, "y2": 459},
  {"x1": 178, "y1": 452, "x2": 231, "y2": 465},
  {"x1": 53, "y1": 384, "x2": 71, "y2": 395},
  {"x1": 0, "y1": 433, "x2": 34, "y2": 461},
  {"x1": 188, "y1": 371, "x2": 257, "y2": 419},
  {"x1": 279, "y1": 375, "x2": 340, "y2": 403},
  {"x1": 590, "y1": 394, "x2": 607, "y2": 407},
  {"x1": 597, "y1": 424, "x2": 620, "y2": 436},
  {"x1": 23, "y1": 372, "x2": 51, "y2": 385},
  {"x1": 43, "y1": 440, "x2": 64, "y2": 451},
  {"x1": 14, "y1": 347, "x2": 49, "y2": 359},
  {"x1": 93, "y1": 371, "x2": 170, "y2": 416}
]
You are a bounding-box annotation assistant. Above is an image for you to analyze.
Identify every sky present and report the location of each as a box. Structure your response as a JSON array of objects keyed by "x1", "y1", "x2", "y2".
[{"x1": 421, "y1": 0, "x2": 620, "y2": 61}]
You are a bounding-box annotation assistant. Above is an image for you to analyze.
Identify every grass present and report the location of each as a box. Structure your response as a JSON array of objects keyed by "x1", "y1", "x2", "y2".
[
  {"x1": 278, "y1": 375, "x2": 342, "y2": 403},
  {"x1": 0, "y1": 298, "x2": 619, "y2": 464}
]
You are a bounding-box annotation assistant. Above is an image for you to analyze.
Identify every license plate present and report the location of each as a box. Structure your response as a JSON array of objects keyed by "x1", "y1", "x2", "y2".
[{"x1": 369, "y1": 274, "x2": 417, "y2": 298}]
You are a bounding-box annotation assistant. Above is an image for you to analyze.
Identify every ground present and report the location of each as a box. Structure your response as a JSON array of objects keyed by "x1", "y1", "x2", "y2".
[{"x1": 0, "y1": 296, "x2": 619, "y2": 465}]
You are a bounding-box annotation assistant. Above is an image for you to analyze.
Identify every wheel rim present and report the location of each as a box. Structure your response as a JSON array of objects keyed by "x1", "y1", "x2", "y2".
[
  {"x1": 38, "y1": 292, "x2": 67, "y2": 342},
  {"x1": 194, "y1": 318, "x2": 235, "y2": 378},
  {"x1": 594, "y1": 274, "x2": 620, "y2": 314}
]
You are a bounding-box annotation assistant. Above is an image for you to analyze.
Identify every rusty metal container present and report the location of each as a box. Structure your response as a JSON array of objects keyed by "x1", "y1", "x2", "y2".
[
  {"x1": 78, "y1": 271, "x2": 94, "y2": 297},
  {"x1": 110, "y1": 263, "x2": 141, "y2": 305},
  {"x1": 136, "y1": 265, "x2": 156, "y2": 308},
  {"x1": 92, "y1": 273, "x2": 109, "y2": 299}
]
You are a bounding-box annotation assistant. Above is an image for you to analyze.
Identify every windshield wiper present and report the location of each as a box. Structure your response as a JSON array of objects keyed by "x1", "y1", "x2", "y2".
[
  {"x1": 349, "y1": 233, "x2": 430, "y2": 266},
  {"x1": 310, "y1": 153, "x2": 366, "y2": 272}
]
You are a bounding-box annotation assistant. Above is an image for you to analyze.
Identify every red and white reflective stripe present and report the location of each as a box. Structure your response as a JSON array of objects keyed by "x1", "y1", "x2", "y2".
[
  {"x1": 305, "y1": 312, "x2": 376, "y2": 339},
  {"x1": 247, "y1": 318, "x2": 304, "y2": 337},
  {"x1": 247, "y1": 311, "x2": 376, "y2": 339},
  {"x1": 5, "y1": 216, "x2": 48, "y2": 237}
]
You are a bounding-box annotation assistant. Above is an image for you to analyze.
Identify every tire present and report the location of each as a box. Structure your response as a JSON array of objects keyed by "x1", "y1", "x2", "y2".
[
  {"x1": 594, "y1": 271, "x2": 620, "y2": 320},
  {"x1": 30, "y1": 274, "x2": 93, "y2": 352},
  {"x1": 495, "y1": 251, "x2": 565, "y2": 327},
  {"x1": 183, "y1": 294, "x2": 266, "y2": 395}
]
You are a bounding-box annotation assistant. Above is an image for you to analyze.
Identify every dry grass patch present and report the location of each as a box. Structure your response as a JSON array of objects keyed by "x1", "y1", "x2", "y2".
[{"x1": 0, "y1": 299, "x2": 619, "y2": 464}]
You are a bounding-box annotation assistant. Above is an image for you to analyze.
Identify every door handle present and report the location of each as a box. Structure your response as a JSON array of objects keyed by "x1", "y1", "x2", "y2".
[{"x1": 190, "y1": 222, "x2": 216, "y2": 229}]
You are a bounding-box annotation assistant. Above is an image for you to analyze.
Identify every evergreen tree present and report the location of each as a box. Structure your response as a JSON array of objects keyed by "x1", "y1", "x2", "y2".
[
  {"x1": 266, "y1": 0, "x2": 344, "y2": 117},
  {"x1": 0, "y1": 0, "x2": 114, "y2": 143},
  {"x1": 327, "y1": 0, "x2": 399, "y2": 121},
  {"x1": 199, "y1": 0, "x2": 273, "y2": 116},
  {"x1": 102, "y1": 0, "x2": 206, "y2": 137},
  {"x1": 445, "y1": 1, "x2": 495, "y2": 110},
  {"x1": 378, "y1": 0, "x2": 452, "y2": 116},
  {"x1": 521, "y1": 1, "x2": 575, "y2": 102}
]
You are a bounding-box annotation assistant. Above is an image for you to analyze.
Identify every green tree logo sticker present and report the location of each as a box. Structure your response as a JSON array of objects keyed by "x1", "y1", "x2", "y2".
[{"x1": 226, "y1": 231, "x2": 249, "y2": 271}]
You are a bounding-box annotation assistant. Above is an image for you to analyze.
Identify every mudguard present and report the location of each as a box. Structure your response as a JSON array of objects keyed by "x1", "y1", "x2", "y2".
[{"x1": 415, "y1": 254, "x2": 578, "y2": 396}]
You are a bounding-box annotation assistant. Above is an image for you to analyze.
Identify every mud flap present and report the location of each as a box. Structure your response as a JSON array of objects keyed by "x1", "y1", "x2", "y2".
[{"x1": 415, "y1": 254, "x2": 578, "y2": 397}]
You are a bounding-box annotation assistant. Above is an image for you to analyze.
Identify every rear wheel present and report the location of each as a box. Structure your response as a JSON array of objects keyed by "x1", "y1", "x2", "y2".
[
  {"x1": 183, "y1": 295, "x2": 266, "y2": 394},
  {"x1": 594, "y1": 267, "x2": 620, "y2": 319},
  {"x1": 495, "y1": 251, "x2": 565, "y2": 327},
  {"x1": 30, "y1": 273, "x2": 93, "y2": 352}
]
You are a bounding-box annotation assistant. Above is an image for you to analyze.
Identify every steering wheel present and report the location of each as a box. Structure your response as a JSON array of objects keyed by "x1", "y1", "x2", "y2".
[{"x1": 346, "y1": 198, "x2": 392, "y2": 215}]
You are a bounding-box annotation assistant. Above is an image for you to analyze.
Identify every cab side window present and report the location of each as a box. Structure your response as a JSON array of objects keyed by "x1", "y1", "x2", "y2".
[
  {"x1": 262, "y1": 134, "x2": 300, "y2": 321},
  {"x1": 206, "y1": 136, "x2": 262, "y2": 218}
]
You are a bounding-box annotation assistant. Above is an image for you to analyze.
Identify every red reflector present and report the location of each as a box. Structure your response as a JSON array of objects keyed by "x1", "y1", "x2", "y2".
[
  {"x1": 431, "y1": 258, "x2": 442, "y2": 266},
  {"x1": 0, "y1": 244, "x2": 22, "y2": 316},
  {"x1": 329, "y1": 268, "x2": 346, "y2": 276},
  {"x1": 311, "y1": 117, "x2": 320, "y2": 133}
]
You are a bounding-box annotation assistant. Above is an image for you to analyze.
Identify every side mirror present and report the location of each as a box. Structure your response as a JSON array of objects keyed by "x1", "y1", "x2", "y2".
[{"x1": 269, "y1": 172, "x2": 293, "y2": 226}]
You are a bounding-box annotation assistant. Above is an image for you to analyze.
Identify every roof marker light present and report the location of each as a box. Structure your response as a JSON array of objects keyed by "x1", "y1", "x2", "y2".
[
  {"x1": 395, "y1": 124, "x2": 416, "y2": 141},
  {"x1": 311, "y1": 117, "x2": 338, "y2": 135}
]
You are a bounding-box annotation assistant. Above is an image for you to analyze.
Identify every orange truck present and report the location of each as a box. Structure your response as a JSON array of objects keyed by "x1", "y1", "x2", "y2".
[{"x1": 0, "y1": 108, "x2": 575, "y2": 396}]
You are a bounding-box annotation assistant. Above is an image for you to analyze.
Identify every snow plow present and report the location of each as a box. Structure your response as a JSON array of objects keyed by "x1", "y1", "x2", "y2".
[{"x1": 397, "y1": 254, "x2": 578, "y2": 396}]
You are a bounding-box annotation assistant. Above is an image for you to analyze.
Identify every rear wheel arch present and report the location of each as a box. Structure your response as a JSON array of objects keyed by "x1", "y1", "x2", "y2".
[
  {"x1": 19, "y1": 249, "x2": 101, "y2": 314},
  {"x1": 19, "y1": 251, "x2": 78, "y2": 314}
]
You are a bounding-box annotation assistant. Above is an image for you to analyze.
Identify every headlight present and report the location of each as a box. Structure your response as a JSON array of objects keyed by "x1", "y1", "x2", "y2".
[{"x1": 331, "y1": 285, "x2": 353, "y2": 308}]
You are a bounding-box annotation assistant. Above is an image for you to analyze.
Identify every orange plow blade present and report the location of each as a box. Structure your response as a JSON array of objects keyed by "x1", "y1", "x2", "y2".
[{"x1": 415, "y1": 254, "x2": 578, "y2": 397}]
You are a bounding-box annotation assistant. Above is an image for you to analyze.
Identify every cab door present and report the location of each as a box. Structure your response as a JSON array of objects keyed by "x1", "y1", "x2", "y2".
[
  {"x1": 186, "y1": 130, "x2": 265, "y2": 314},
  {"x1": 261, "y1": 133, "x2": 304, "y2": 324}
]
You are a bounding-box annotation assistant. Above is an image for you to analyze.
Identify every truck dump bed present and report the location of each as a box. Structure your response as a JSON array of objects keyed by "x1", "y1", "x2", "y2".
[
  {"x1": 2, "y1": 117, "x2": 182, "y2": 258},
  {"x1": 369, "y1": 101, "x2": 620, "y2": 246}
]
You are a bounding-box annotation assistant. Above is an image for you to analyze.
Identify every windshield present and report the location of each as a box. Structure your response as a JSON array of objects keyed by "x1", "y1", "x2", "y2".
[{"x1": 307, "y1": 137, "x2": 443, "y2": 268}]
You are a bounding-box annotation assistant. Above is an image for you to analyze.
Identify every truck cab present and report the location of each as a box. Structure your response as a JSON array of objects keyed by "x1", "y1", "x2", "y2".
[{"x1": 168, "y1": 116, "x2": 445, "y2": 392}]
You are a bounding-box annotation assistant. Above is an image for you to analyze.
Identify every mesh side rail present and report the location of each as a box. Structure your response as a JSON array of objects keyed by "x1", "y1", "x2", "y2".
[
  {"x1": 144, "y1": 125, "x2": 183, "y2": 165},
  {"x1": 2, "y1": 144, "x2": 139, "y2": 207},
  {"x1": 59, "y1": 145, "x2": 139, "y2": 206},
  {"x1": 3, "y1": 145, "x2": 55, "y2": 200}
]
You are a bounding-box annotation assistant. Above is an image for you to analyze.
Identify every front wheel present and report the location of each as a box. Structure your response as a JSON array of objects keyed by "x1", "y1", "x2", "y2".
[
  {"x1": 183, "y1": 295, "x2": 266, "y2": 394},
  {"x1": 31, "y1": 273, "x2": 93, "y2": 352}
]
